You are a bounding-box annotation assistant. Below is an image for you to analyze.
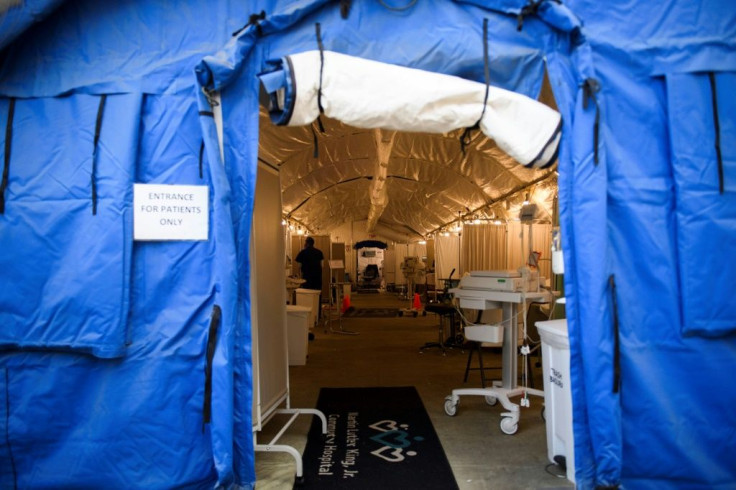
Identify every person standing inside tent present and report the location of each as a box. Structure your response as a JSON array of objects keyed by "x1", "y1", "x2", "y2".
[{"x1": 296, "y1": 236, "x2": 324, "y2": 322}]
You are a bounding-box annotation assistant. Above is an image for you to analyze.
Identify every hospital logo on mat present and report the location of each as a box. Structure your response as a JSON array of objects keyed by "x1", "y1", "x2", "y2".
[{"x1": 368, "y1": 419, "x2": 424, "y2": 462}]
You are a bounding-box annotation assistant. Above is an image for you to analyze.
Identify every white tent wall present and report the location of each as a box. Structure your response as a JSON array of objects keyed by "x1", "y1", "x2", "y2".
[
  {"x1": 461, "y1": 223, "x2": 508, "y2": 273},
  {"x1": 383, "y1": 248, "x2": 396, "y2": 287},
  {"x1": 507, "y1": 221, "x2": 552, "y2": 283},
  {"x1": 328, "y1": 222, "x2": 356, "y2": 283},
  {"x1": 408, "y1": 242, "x2": 427, "y2": 261},
  {"x1": 394, "y1": 243, "x2": 409, "y2": 285},
  {"x1": 434, "y1": 235, "x2": 461, "y2": 288},
  {"x1": 250, "y1": 163, "x2": 288, "y2": 429}
]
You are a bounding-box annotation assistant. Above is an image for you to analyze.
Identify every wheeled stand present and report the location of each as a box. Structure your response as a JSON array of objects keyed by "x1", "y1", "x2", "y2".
[{"x1": 444, "y1": 383, "x2": 544, "y2": 435}]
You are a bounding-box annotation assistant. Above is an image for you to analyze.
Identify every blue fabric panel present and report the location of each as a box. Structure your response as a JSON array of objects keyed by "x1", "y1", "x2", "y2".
[
  {"x1": 567, "y1": 0, "x2": 736, "y2": 76},
  {"x1": 3, "y1": 354, "x2": 217, "y2": 489},
  {"x1": 218, "y1": 66, "x2": 261, "y2": 489},
  {"x1": 0, "y1": 0, "x2": 64, "y2": 50},
  {"x1": 0, "y1": 0, "x2": 245, "y2": 97},
  {"x1": 545, "y1": 50, "x2": 600, "y2": 488},
  {"x1": 620, "y1": 344, "x2": 736, "y2": 489},
  {"x1": 194, "y1": 90, "x2": 241, "y2": 488},
  {"x1": 0, "y1": 94, "x2": 138, "y2": 358},
  {"x1": 566, "y1": 76, "x2": 620, "y2": 489},
  {"x1": 666, "y1": 72, "x2": 736, "y2": 336}
]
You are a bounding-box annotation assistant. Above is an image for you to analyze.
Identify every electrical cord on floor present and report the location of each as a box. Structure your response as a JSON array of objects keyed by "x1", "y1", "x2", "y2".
[{"x1": 544, "y1": 463, "x2": 567, "y2": 479}]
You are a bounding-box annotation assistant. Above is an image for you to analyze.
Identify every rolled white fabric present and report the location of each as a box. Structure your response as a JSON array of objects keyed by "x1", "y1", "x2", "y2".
[{"x1": 259, "y1": 50, "x2": 561, "y2": 168}]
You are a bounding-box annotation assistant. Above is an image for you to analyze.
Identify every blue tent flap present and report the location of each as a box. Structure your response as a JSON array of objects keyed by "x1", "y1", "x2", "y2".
[
  {"x1": 0, "y1": 94, "x2": 139, "y2": 358},
  {"x1": 666, "y1": 71, "x2": 736, "y2": 336}
]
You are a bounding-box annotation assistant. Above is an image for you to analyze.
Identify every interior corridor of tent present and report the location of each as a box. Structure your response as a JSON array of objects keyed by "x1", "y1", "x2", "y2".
[{"x1": 254, "y1": 289, "x2": 570, "y2": 490}]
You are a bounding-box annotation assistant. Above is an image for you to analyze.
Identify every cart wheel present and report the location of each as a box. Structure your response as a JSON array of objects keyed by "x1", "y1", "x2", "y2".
[
  {"x1": 422, "y1": 310, "x2": 427, "y2": 316},
  {"x1": 500, "y1": 417, "x2": 518, "y2": 435},
  {"x1": 412, "y1": 311, "x2": 418, "y2": 317},
  {"x1": 444, "y1": 397, "x2": 458, "y2": 417},
  {"x1": 484, "y1": 395, "x2": 498, "y2": 406}
]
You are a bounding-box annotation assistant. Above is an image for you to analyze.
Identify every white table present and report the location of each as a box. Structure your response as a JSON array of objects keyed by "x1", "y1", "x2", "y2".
[{"x1": 444, "y1": 287, "x2": 548, "y2": 435}]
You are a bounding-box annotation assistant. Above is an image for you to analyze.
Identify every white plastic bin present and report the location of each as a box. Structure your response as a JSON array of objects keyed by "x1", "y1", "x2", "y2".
[
  {"x1": 295, "y1": 288, "x2": 320, "y2": 329},
  {"x1": 536, "y1": 319, "x2": 575, "y2": 484},
  {"x1": 286, "y1": 305, "x2": 311, "y2": 365}
]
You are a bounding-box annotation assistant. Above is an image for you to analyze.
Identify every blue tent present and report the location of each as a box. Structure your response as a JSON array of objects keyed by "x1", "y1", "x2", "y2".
[{"x1": 1, "y1": 1, "x2": 734, "y2": 488}]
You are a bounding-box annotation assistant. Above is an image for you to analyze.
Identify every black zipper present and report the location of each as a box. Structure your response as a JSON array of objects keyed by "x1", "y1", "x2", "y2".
[
  {"x1": 582, "y1": 78, "x2": 601, "y2": 166},
  {"x1": 609, "y1": 274, "x2": 621, "y2": 394},
  {"x1": 91, "y1": 95, "x2": 107, "y2": 215},
  {"x1": 202, "y1": 305, "x2": 222, "y2": 431},
  {"x1": 0, "y1": 98, "x2": 16, "y2": 214},
  {"x1": 199, "y1": 140, "x2": 205, "y2": 179},
  {"x1": 708, "y1": 72, "x2": 724, "y2": 194}
]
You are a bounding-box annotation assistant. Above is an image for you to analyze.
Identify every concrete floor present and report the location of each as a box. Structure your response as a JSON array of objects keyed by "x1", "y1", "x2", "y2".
[{"x1": 254, "y1": 291, "x2": 573, "y2": 489}]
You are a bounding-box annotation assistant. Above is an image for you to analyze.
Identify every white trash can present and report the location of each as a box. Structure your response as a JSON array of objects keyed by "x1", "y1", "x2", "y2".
[
  {"x1": 295, "y1": 288, "x2": 321, "y2": 329},
  {"x1": 536, "y1": 319, "x2": 575, "y2": 484},
  {"x1": 286, "y1": 305, "x2": 311, "y2": 366}
]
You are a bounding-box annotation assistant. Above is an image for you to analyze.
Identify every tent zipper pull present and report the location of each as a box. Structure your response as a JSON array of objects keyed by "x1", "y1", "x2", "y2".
[
  {"x1": 202, "y1": 304, "x2": 222, "y2": 432},
  {"x1": 708, "y1": 72, "x2": 724, "y2": 194},
  {"x1": 517, "y1": 0, "x2": 541, "y2": 32},
  {"x1": 609, "y1": 274, "x2": 621, "y2": 394},
  {"x1": 0, "y1": 98, "x2": 15, "y2": 214},
  {"x1": 340, "y1": 0, "x2": 352, "y2": 19},
  {"x1": 232, "y1": 10, "x2": 266, "y2": 37},
  {"x1": 582, "y1": 78, "x2": 601, "y2": 165}
]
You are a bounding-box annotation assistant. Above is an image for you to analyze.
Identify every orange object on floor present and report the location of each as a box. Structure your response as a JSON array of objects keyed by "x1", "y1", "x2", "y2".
[
  {"x1": 413, "y1": 293, "x2": 422, "y2": 310},
  {"x1": 341, "y1": 294, "x2": 351, "y2": 313}
]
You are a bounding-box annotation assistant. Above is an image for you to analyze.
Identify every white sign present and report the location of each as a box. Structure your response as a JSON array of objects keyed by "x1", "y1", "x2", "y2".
[{"x1": 134, "y1": 184, "x2": 209, "y2": 241}]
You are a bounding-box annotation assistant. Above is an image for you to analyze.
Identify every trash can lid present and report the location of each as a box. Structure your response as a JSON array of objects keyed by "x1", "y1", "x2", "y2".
[{"x1": 536, "y1": 319, "x2": 569, "y2": 341}]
